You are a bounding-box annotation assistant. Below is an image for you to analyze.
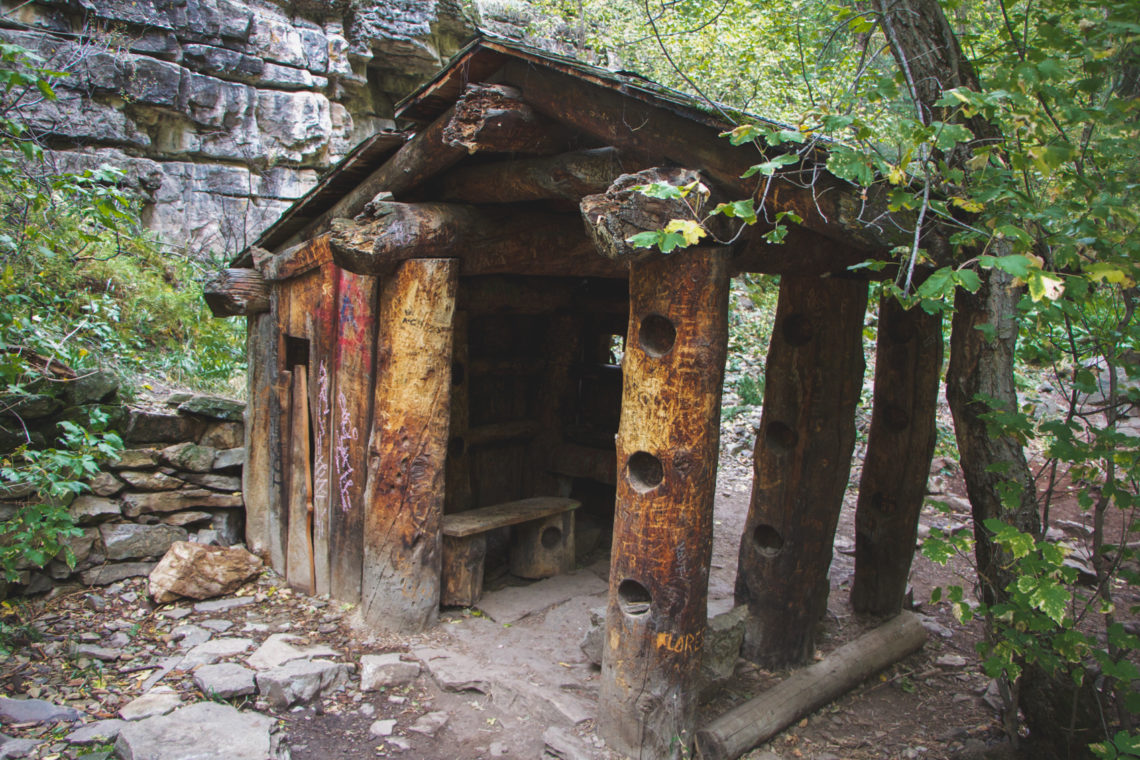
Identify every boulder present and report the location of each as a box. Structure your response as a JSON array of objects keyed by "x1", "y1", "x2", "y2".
[
  {"x1": 62, "y1": 370, "x2": 119, "y2": 405},
  {"x1": 194, "y1": 662, "x2": 256, "y2": 699},
  {"x1": 101, "y1": 523, "x2": 188, "y2": 560},
  {"x1": 114, "y1": 702, "x2": 287, "y2": 760},
  {"x1": 125, "y1": 410, "x2": 202, "y2": 443},
  {"x1": 159, "y1": 442, "x2": 219, "y2": 472},
  {"x1": 87, "y1": 471, "x2": 124, "y2": 496},
  {"x1": 199, "y1": 421, "x2": 243, "y2": 449},
  {"x1": 148, "y1": 541, "x2": 262, "y2": 603}
]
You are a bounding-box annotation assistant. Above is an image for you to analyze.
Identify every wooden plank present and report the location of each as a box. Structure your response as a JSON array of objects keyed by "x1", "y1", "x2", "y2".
[
  {"x1": 286, "y1": 366, "x2": 315, "y2": 593},
  {"x1": 255, "y1": 237, "x2": 333, "y2": 282},
  {"x1": 734, "y1": 275, "x2": 868, "y2": 668},
  {"x1": 328, "y1": 268, "x2": 378, "y2": 603},
  {"x1": 851, "y1": 297, "x2": 943, "y2": 615},
  {"x1": 242, "y1": 312, "x2": 277, "y2": 560},
  {"x1": 441, "y1": 497, "x2": 581, "y2": 538},
  {"x1": 599, "y1": 247, "x2": 730, "y2": 759},
  {"x1": 307, "y1": 266, "x2": 336, "y2": 598},
  {"x1": 360, "y1": 259, "x2": 458, "y2": 632}
]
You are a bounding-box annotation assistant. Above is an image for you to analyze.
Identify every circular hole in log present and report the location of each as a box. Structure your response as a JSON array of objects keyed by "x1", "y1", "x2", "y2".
[
  {"x1": 618, "y1": 579, "x2": 652, "y2": 617},
  {"x1": 639, "y1": 314, "x2": 676, "y2": 357},
  {"x1": 781, "y1": 314, "x2": 814, "y2": 346},
  {"x1": 764, "y1": 421, "x2": 798, "y2": 453},
  {"x1": 883, "y1": 404, "x2": 910, "y2": 431},
  {"x1": 451, "y1": 362, "x2": 466, "y2": 386},
  {"x1": 753, "y1": 524, "x2": 784, "y2": 556},
  {"x1": 541, "y1": 526, "x2": 562, "y2": 550},
  {"x1": 626, "y1": 451, "x2": 664, "y2": 493},
  {"x1": 448, "y1": 437, "x2": 466, "y2": 458}
]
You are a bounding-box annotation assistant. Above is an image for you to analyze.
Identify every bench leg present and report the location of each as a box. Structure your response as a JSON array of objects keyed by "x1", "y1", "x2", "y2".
[
  {"x1": 510, "y1": 512, "x2": 575, "y2": 579},
  {"x1": 441, "y1": 534, "x2": 487, "y2": 607}
]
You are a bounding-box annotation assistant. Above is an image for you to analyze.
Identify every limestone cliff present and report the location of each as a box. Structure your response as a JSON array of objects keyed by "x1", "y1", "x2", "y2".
[{"x1": 0, "y1": 0, "x2": 495, "y2": 257}]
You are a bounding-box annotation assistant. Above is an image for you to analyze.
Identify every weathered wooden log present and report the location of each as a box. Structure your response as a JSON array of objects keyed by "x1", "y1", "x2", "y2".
[
  {"x1": 328, "y1": 269, "x2": 377, "y2": 603},
  {"x1": 550, "y1": 443, "x2": 617, "y2": 485},
  {"x1": 440, "y1": 533, "x2": 485, "y2": 607},
  {"x1": 442, "y1": 147, "x2": 625, "y2": 204},
  {"x1": 256, "y1": 238, "x2": 333, "y2": 282},
  {"x1": 694, "y1": 611, "x2": 927, "y2": 760},
  {"x1": 286, "y1": 366, "x2": 315, "y2": 593},
  {"x1": 509, "y1": 511, "x2": 574, "y2": 579},
  {"x1": 500, "y1": 60, "x2": 934, "y2": 259},
  {"x1": 270, "y1": 369, "x2": 291, "y2": 574},
  {"x1": 243, "y1": 312, "x2": 277, "y2": 561},
  {"x1": 531, "y1": 313, "x2": 586, "y2": 497},
  {"x1": 443, "y1": 83, "x2": 573, "y2": 155},
  {"x1": 851, "y1": 297, "x2": 943, "y2": 615},
  {"x1": 735, "y1": 275, "x2": 868, "y2": 668},
  {"x1": 580, "y1": 167, "x2": 730, "y2": 263},
  {"x1": 465, "y1": 419, "x2": 540, "y2": 448},
  {"x1": 203, "y1": 268, "x2": 269, "y2": 317},
  {"x1": 600, "y1": 247, "x2": 730, "y2": 759},
  {"x1": 360, "y1": 259, "x2": 458, "y2": 632},
  {"x1": 329, "y1": 204, "x2": 625, "y2": 279}
]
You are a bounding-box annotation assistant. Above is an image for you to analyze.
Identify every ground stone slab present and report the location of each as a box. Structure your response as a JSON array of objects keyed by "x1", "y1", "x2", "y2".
[
  {"x1": 410, "y1": 647, "x2": 490, "y2": 694},
  {"x1": 0, "y1": 696, "x2": 80, "y2": 724},
  {"x1": 475, "y1": 571, "x2": 608, "y2": 624},
  {"x1": 369, "y1": 719, "x2": 396, "y2": 737},
  {"x1": 71, "y1": 643, "x2": 123, "y2": 662},
  {"x1": 119, "y1": 686, "x2": 183, "y2": 721},
  {"x1": 66, "y1": 718, "x2": 125, "y2": 744},
  {"x1": 408, "y1": 711, "x2": 449, "y2": 737},
  {"x1": 0, "y1": 734, "x2": 38, "y2": 759},
  {"x1": 194, "y1": 595, "x2": 257, "y2": 613},
  {"x1": 171, "y1": 624, "x2": 212, "y2": 648},
  {"x1": 543, "y1": 726, "x2": 592, "y2": 760},
  {"x1": 247, "y1": 633, "x2": 340, "y2": 671},
  {"x1": 114, "y1": 702, "x2": 286, "y2": 760},
  {"x1": 256, "y1": 659, "x2": 350, "y2": 709},
  {"x1": 194, "y1": 662, "x2": 257, "y2": 699},
  {"x1": 81, "y1": 561, "x2": 158, "y2": 586},
  {"x1": 180, "y1": 637, "x2": 255, "y2": 668},
  {"x1": 360, "y1": 653, "x2": 420, "y2": 691}
]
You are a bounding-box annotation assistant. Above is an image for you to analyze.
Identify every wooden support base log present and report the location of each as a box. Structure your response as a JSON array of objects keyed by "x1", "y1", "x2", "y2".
[
  {"x1": 851, "y1": 296, "x2": 943, "y2": 615},
  {"x1": 204, "y1": 268, "x2": 269, "y2": 317},
  {"x1": 694, "y1": 611, "x2": 927, "y2": 760},
  {"x1": 735, "y1": 275, "x2": 868, "y2": 668},
  {"x1": 360, "y1": 259, "x2": 458, "y2": 632},
  {"x1": 329, "y1": 204, "x2": 624, "y2": 279},
  {"x1": 600, "y1": 247, "x2": 730, "y2": 760},
  {"x1": 580, "y1": 167, "x2": 730, "y2": 263},
  {"x1": 442, "y1": 147, "x2": 625, "y2": 204}
]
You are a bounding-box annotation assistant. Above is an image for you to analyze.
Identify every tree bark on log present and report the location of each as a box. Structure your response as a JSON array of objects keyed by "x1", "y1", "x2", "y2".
[
  {"x1": 360, "y1": 259, "x2": 458, "y2": 632},
  {"x1": 599, "y1": 247, "x2": 729, "y2": 760},
  {"x1": 735, "y1": 275, "x2": 867, "y2": 667},
  {"x1": 204, "y1": 268, "x2": 269, "y2": 317},
  {"x1": 580, "y1": 167, "x2": 729, "y2": 263},
  {"x1": 328, "y1": 268, "x2": 378, "y2": 604},
  {"x1": 442, "y1": 83, "x2": 574, "y2": 156},
  {"x1": 694, "y1": 611, "x2": 927, "y2": 760},
  {"x1": 442, "y1": 147, "x2": 625, "y2": 204},
  {"x1": 851, "y1": 296, "x2": 943, "y2": 615},
  {"x1": 329, "y1": 205, "x2": 624, "y2": 279}
]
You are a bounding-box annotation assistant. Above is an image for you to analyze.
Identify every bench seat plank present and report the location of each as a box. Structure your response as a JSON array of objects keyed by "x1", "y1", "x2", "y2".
[{"x1": 442, "y1": 497, "x2": 580, "y2": 538}]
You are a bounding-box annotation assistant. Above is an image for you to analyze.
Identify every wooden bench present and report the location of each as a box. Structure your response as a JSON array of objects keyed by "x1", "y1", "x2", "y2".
[{"x1": 440, "y1": 497, "x2": 580, "y2": 607}]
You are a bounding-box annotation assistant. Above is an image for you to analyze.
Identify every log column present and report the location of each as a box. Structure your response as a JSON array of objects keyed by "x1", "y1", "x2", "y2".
[
  {"x1": 735, "y1": 275, "x2": 868, "y2": 667},
  {"x1": 360, "y1": 259, "x2": 458, "y2": 632},
  {"x1": 851, "y1": 296, "x2": 943, "y2": 615},
  {"x1": 599, "y1": 248, "x2": 729, "y2": 759}
]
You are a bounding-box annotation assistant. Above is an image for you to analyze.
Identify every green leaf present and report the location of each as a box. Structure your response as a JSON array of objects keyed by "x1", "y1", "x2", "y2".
[
  {"x1": 633, "y1": 183, "x2": 684, "y2": 200},
  {"x1": 1029, "y1": 579, "x2": 1070, "y2": 625},
  {"x1": 711, "y1": 200, "x2": 757, "y2": 224},
  {"x1": 742, "y1": 153, "x2": 800, "y2": 178}
]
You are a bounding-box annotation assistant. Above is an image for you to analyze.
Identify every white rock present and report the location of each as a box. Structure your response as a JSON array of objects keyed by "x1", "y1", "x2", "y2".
[
  {"x1": 180, "y1": 637, "x2": 255, "y2": 668},
  {"x1": 369, "y1": 719, "x2": 396, "y2": 737},
  {"x1": 360, "y1": 653, "x2": 420, "y2": 691},
  {"x1": 255, "y1": 659, "x2": 349, "y2": 709},
  {"x1": 247, "y1": 633, "x2": 339, "y2": 671},
  {"x1": 119, "y1": 686, "x2": 183, "y2": 720},
  {"x1": 408, "y1": 710, "x2": 449, "y2": 737}
]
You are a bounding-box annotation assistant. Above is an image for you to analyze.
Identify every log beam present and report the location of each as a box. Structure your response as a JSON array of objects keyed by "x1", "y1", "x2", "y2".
[
  {"x1": 580, "y1": 167, "x2": 731, "y2": 263},
  {"x1": 695, "y1": 612, "x2": 927, "y2": 760},
  {"x1": 204, "y1": 268, "x2": 269, "y2": 317},
  {"x1": 734, "y1": 275, "x2": 868, "y2": 668},
  {"x1": 442, "y1": 83, "x2": 573, "y2": 155},
  {"x1": 600, "y1": 247, "x2": 730, "y2": 759},
  {"x1": 360, "y1": 259, "x2": 458, "y2": 632},
  {"x1": 329, "y1": 204, "x2": 625, "y2": 279},
  {"x1": 442, "y1": 147, "x2": 625, "y2": 204},
  {"x1": 851, "y1": 296, "x2": 943, "y2": 615}
]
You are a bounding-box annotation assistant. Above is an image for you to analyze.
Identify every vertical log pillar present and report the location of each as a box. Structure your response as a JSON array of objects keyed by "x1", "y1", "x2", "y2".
[
  {"x1": 360, "y1": 259, "x2": 458, "y2": 632},
  {"x1": 243, "y1": 311, "x2": 278, "y2": 561},
  {"x1": 599, "y1": 248, "x2": 729, "y2": 759},
  {"x1": 851, "y1": 296, "x2": 943, "y2": 615},
  {"x1": 286, "y1": 366, "x2": 315, "y2": 593},
  {"x1": 329, "y1": 269, "x2": 378, "y2": 603},
  {"x1": 735, "y1": 275, "x2": 868, "y2": 668}
]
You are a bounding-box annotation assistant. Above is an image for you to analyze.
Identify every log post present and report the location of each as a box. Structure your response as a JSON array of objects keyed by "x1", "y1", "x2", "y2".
[
  {"x1": 734, "y1": 275, "x2": 868, "y2": 668},
  {"x1": 204, "y1": 268, "x2": 269, "y2": 317},
  {"x1": 243, "y1": 312, "x2": 278, "y2": 561},
  {"x1": 851, "y1": 296, "x2": 943, "y2": 615},
  {"x1": 328, "y1": 269, "x2": 378, "y2": 603},
  {"x1": 600, "y1": 247, "x2": 730, "y2": 759},
  {"x1": 360, "y1": 259, "x2": 458, "y2": 632},
  {"x1": 286, "y1": 366, "x2": 315, "y2": 593}
]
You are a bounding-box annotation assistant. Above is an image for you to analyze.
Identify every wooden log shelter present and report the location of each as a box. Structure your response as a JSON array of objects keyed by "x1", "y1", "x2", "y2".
[{"x1": 206, "y1": 36, "x2": 941, "y2": 760}]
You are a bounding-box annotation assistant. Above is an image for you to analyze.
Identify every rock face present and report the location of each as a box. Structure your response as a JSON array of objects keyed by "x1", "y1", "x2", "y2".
[{"x1": 0, "y1": 0, "x2": 480, "y2": 258}]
